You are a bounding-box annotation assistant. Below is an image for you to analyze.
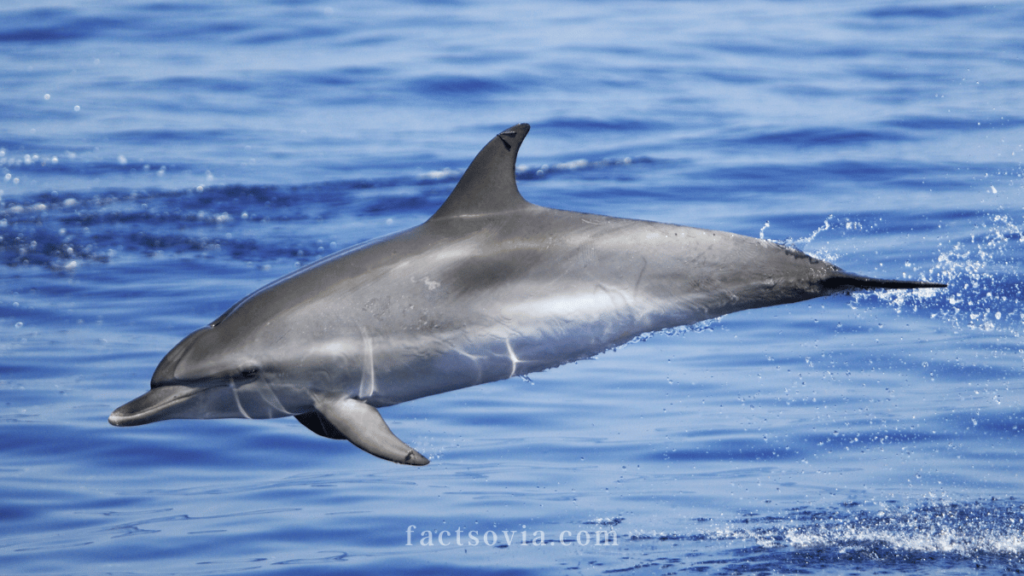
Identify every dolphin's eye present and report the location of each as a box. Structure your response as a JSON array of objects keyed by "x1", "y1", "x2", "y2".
[{"x1": 240, "y1": 367, "x2": 260, "y2": 379}]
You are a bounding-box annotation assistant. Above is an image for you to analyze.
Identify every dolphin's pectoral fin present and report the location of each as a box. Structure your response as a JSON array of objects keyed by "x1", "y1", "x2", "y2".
[
  {"x1": 314, "y1": 397, "x2": 429, "y2": 466},
  {"x1": 295, "y1": 410, "x2": 347, "y2": 440}
]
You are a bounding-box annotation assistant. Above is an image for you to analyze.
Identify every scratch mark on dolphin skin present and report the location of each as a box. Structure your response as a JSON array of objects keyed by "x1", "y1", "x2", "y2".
[
  {"x1": 497, "y1": 130, "x2": 517, "y2": 150},
  {"x1": 453, "y1": 347, "x2": 487, "y2": 382},
  {"x1": 505, "y1": 339, "x2": 523, "y2": 378},
  {"x1": 634, "y1": 257, "x2": 648, "y2": 298},
  {"x1": 231, "y1": 381, "x2": 253, "y2": 420},
  {"x1": 252, "y1": 381, "x2": 292, "y2": 417},
  {"x1": 359, "y1": 327, "x2": 376, "y2": 399}
]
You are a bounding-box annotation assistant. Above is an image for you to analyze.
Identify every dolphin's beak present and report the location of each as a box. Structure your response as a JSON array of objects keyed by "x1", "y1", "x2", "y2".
[
  {"x1": 109, "y1": 324, "x2": 236, "y2": 427},
  {"x1": 108, "y1": 384, "x2": 208, "y2": 426}
]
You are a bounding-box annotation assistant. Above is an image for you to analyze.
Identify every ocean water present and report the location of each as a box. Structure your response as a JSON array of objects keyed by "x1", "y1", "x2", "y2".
[{"x1": 2, "y1": 1, "x2": 1023, "y2": 574}]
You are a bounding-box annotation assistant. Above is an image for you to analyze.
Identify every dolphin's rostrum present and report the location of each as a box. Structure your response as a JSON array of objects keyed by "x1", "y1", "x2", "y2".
[{"x1": 109, "y1": 123, "x2": 944, "y2": 466}]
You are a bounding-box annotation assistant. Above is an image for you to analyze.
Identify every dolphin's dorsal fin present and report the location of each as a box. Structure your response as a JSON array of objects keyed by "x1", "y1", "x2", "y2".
[{"x1": 429, "y1": 123, "x2": 532, "y2": 220}]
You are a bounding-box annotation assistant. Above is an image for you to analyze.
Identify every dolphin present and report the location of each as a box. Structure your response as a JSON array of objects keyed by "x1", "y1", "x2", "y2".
[{"x1": 109, "y1": 123, "x2": 944, "y2": 466}]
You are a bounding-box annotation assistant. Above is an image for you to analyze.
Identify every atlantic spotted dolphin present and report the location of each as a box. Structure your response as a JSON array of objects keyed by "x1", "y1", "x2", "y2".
[{"x1": 109, "y1": 123, "x2": 944, "y2": 465}]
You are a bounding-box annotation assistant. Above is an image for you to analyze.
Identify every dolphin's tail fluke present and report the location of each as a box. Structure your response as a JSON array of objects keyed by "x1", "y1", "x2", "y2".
[{"x1": 822, "y1": 274, "x2": 946, "y2": 292}]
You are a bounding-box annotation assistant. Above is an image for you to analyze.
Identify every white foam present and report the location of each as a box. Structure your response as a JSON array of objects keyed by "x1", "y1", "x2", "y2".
[{"x1": 705, "y1": 500, "x2": 1024, "y2": 559}]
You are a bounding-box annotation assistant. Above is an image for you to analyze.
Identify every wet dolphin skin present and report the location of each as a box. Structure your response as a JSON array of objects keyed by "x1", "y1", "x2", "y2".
[{"x1": 110, "y1": 124, "x2": 944, "y2": 466}]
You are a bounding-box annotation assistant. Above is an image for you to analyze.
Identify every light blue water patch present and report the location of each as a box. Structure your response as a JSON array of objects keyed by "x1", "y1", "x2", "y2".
[{"x1": 2, "y1": 1, "x2": 1023, "y2": 574}]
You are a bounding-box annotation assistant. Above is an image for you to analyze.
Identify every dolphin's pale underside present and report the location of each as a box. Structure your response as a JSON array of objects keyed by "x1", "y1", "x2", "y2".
[{"x1": 109, "y1": 123, "x2": 945, "y2": 466}]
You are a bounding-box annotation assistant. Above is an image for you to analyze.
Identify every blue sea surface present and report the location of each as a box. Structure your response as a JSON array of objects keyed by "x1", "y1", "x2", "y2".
[{"x1": 2, "y1": 1, "x2": 1023, "y2": 574}]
